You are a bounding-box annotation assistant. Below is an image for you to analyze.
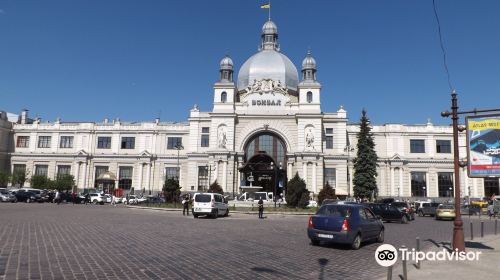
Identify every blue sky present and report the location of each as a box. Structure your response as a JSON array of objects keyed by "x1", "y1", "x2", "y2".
[{"x1": 1, "y1": 0, "x2": 499, "y2": 125}]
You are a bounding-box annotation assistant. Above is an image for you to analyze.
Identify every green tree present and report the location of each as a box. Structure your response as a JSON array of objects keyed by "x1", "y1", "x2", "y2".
[
  {"x1": 318, "y1": 182, "x2": 337, "y2": 205},
  {"x1": 163, "y1": 178, "x2": 181, "y2": 203},
  {"x1": 11, "y1": 169, "x2": 27, "y2": 187},
  {"x1": 30, "y1": 175, "x2": 51, "y2": 189},
  {"x1": 353, "y1": 109, "x2": 378, "y2": 199},
  {"x1": 54, "y1": 174, "x2": 75, "y2": 192},
  {"x1": 285, "y1": 173, "x2": 309, "y2": 208},
  {"x1": 207, "y1": 180, "x2": 224, "y2": 195},
  {"x1": 0, "y1": 171, "x2": 9, "y2": 187}
]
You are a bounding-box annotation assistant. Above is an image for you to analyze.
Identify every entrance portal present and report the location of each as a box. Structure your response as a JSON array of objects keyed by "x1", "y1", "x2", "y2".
[{"x1": 240, "y1": 132, "x2": 288, "y2": 198}]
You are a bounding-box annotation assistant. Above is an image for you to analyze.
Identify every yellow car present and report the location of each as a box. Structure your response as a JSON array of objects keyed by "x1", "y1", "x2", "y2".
[
  {"x1": 436, "y1": 204, "x2": 455, "y2": 220},
  {"x1": 471, "y1": 201, "x2": 488, "y2": 208}
]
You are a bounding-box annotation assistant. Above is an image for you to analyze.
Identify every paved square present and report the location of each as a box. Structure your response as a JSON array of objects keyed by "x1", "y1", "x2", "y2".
[{"x1": 0, "y1": 204, "x2": 497, "y2": 280}]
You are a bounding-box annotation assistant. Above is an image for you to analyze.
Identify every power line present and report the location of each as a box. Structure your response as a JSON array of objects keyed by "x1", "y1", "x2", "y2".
[{"x1": 432, "y1": 0, "x2": 454, "y2": 91}]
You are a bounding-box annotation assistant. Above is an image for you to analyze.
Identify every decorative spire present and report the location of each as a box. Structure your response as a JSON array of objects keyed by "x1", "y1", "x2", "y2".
[
  {"x1": 219, "y1": 54, "x2": 234, "y2": 82},
  {"x1": 260, "y1": 20, "x2": 279, "y2": 51},
  {"x1": 301, "y1": 49, "x2": 317, "y2": 81}
]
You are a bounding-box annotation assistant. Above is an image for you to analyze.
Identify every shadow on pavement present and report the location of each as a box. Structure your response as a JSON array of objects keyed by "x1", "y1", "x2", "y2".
[{"x1": 465, "y1": 241, "x2": 494, "y2": 250}]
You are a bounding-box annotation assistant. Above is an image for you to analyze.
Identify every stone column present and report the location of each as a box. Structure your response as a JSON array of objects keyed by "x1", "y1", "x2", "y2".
[
  {"x1": 302, "y1": 162, "x2": 307, "y2": 183},
  {"x1": 222, "y1": 161, "x2": 227, "y2": 192},
  {"x1": 146, "y1": 163, "x2": 151, "y2": 193},
  {"x1": 75, "y1": 162, "x2": 81, "y2": 190},
  {"x1": 287, "y1": 162, "x2": 293, "y2": 180},
  {"x1": 425, "y1": 172, "x2": 430, "y2": 197},
  {"x1": 82, "y1": 161, "x2": 88, "y2": 189},
  {"x1": 390, "y1": 167, "x2": 395, "y2": 196},
  {"x1": 399, "y1": 168, "x2": 403, "y2": 197},
  {"x1": 213, "y1": 161, "x2": 218, "y2": 182},
  {"x1": 312, "y1": 162, "x2": 317, "y2": 193},
  {"x1": 138, "y1": 163, "x2": 144, "y2": 190}
]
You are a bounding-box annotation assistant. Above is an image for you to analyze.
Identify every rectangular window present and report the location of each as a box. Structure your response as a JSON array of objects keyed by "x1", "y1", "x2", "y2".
[
  {"x1": 16, "y1": 136, "x2": 30, "y2": 148},
  {"x1": 411, "y1": 172, "x2": 426, "y2": 197},
  {"x1": 198, "y1": 166, "x2": 208, "y2": 191},
  {"x1": 35, "y1": 165, "x2": 49, "y2": 177},
  {"x1": 94, "y1": 166, "x2": 109, "y2": 188},
  {"x1": 410, "y1": 139, "x2": 425, "y2": 153},
  {"x1": 438, "y1": 172, "x2": 454, "y2": 197},
  {"x1": 324, "y1": 168, "x2": 336, "y2": 188},
  {"x1": 59, "y1": 136, "x2": 74, "y2": 148},
  {"x1": 167, "y1": 137, "x2": 183, "y2": 149},
  {"x1": 121, "y1": 137, "x2": 135, "y2": 149},
  {"x1": 118, "y1": 167, "x2": 133, "y2": 190},
  {"x1": 165, "y1": 167, "x2": 179, "y2": 180},
  {"x1": 97, "y1": 136, "x2": 112, "y2": 149},
  {"x1": 57, "y1": 165, "x2": 71, "y2": 177},
  {"x1": 436, "y1": 140, "x2": 451, "y2": 154},
  {"x1": 325, "y1": 128, "x2": 333, "y2": 149},
  {"x1": 13, "y1": 164, "x2": 26, "y2": 174},
  {"x1": 38, "y1": 136, "x2": 51, "y2": 148},
  {"x1": 201, "y1": 127, "x2": 210, "y2": 147}
]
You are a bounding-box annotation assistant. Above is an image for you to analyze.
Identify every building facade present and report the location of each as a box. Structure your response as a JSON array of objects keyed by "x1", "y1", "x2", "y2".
[{"x1": 4, "y1": 20, "x2": 499, "y2": 199}]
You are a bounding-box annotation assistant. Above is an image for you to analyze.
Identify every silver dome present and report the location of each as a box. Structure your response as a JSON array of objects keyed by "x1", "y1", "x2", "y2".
[
  {"x1": 302, "y1": 50, "x2": 316, "y2": 69},
  {"x1": 237, "y1": 49, "x2": 299, "y2": 91},
  {"x1": 220, "y1": 55, "x2": 233, "y2": 70},
  {"x1": 262, "y1": 20, "x2": 278, "y2": 35}
]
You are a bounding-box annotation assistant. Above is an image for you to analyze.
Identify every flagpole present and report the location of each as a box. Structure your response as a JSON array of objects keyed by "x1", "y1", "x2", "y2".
[{"x1": 269, "y1": 0, "x2": 271, "y2": 20}]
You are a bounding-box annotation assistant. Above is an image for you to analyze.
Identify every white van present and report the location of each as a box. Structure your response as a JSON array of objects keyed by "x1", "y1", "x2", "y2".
[{"x1": 192, "y1": 193, "x2": 229, "y2": 218}]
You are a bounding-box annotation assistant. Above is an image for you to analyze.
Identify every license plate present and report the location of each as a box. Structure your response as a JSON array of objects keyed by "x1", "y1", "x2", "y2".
[{"x1": 318, "y1": 234, "x2": 334, "y2": 239}]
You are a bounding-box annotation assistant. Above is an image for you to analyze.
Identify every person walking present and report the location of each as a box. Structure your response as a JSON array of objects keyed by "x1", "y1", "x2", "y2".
[
  {"x1": 182, "y1": 194, "x2": 190, "y2": 216},
  {"x1": 488, "y1": 203, "x2": 494, "y2": 220},
  {"x1": 55, "y1": 191, "x2": 61, "y2": 205},
  {"x1": 71, "y1": 192, "x2": 77, "y2": 205},
  {"x1": 258, "y1": 197, "x2": 264, "y2": 219},
  {"x1": 85, "y1": 193, "x2": 90, "y2": 205},
  {"x1": 111, "y1": 195, "x2": 116, "y2": 206}
]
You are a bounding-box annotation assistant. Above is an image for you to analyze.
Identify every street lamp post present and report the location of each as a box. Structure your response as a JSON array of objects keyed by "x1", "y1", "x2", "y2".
[
  {"x1": 174, "y1": 142, "x2": 184, "y2": 182},
  {"x1": 344, "y1": 145, "x2": 354, "y2": 197},
  {"x1": 205, "y1": 163, "x2": 216, "y2": 191}
]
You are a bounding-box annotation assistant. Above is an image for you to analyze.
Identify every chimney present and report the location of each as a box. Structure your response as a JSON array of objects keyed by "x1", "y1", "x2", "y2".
[{"x1": 21, "y1": 109, "x2": 28, "y2": 124}]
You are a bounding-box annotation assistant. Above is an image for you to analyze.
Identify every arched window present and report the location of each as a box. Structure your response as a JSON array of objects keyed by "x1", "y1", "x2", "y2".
[
  {"x1": 244, "y1": 133, "x2": 286, "y2": 165},
  {"x1": 221, "y1": 91, "x2": 227, "y2": 103},
  {"x1": 307, "y1": 91, "x2": 313, "y2": 103}
]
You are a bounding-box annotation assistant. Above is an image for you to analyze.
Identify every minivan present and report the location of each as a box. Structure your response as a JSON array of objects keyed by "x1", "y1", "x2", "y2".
[{"x1": 192, "y1": 193, "x2": 229, "y2": 218}]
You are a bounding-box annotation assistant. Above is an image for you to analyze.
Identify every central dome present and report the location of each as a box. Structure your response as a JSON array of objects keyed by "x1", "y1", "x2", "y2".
[
  {"x1": 237, "y1": 50, "x2": 299, "y2": 91},
  {"x1": 237, "y1": 20, "x2": 299, "y2": 92}
]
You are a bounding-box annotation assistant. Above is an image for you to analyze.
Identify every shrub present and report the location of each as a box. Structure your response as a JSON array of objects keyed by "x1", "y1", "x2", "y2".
[
  {"x1": 30, "y1": 175, "x2": 52, "y2": 189},
  {"x1": 54, "y1": 174, "x2": 75, "y2": 191},
  {"x1": 317, "y1": 182, "x2": 337, "y2": 205},
  {"x1": 0, "y1": 171, "x2": 9, "y2": 187},
  {"x1": 207, "y1": 180, "x2": 224, "y2": 195},
  {"x1": 285, "y1": 173, "x2": 309, "y2": 208},
  {"x1": 163, "y1": 178, "x2": 181, "y2": 203}
]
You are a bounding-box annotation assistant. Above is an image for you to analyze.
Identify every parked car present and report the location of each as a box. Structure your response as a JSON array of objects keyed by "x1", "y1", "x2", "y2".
[
  {"x1": 14, "y1": 190, "x2": 42, "y2": 203},
  {"x1": 88, "y1": 193, "x2": 105, "y2": 204},
  {"x1": 307, "y1": 204, "x2": 384, "y2": 250},
  {"x1": 192, "y1": 192, "x2": 229, "y2": 218},
  {"x1": 144, "y1": 196, "x2": 165, "y2": 204},
  {"x1": 390, "y1": 202, "x2": 415, "y2": 220},
  {"x1": 460, "y1": 205, "x2": 481, "y2": 216},
  {"x1": 435, "y1": 204, "x2": 455, "y2": 220},
  {"x1": 0, "y1": 190, "x2": 17, "y2": 202},
  {"x1": 417, "y1": 203, "x2": 441, "y2": 217},
  {"x1": 364, "y1": 203, "x2": 410, "y2": 224},
  {"x1": 307, "y1": 200, "x2": 318, "y2": 208}
]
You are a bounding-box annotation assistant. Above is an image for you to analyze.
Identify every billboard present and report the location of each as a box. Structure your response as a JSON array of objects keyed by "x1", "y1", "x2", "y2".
[{"x1": 466, "y1": 114, "x2": 500, "y2": 177}]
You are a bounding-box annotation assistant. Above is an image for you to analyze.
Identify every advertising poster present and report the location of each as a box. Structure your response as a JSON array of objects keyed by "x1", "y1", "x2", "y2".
[{"x1": 466, "y1": 114, "x2": 500, "y2": 177}]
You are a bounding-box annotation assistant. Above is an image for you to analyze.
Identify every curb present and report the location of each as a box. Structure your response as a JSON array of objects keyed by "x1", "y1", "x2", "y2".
[{"x1": 126, "y1": 205, "x2": 313, "y2": 216}]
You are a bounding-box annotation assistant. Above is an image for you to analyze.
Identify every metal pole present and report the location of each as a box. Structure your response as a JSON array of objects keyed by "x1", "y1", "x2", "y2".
[
  {"x1": 416, "y1": 237, "x2": 421, "y2": 269},
  {"x1": 495, "y1": 219, "x2": 498, "y2": 235},
  {"x1": 386, "y1": 266, "x2": 392, "y2": 280},
  {"x1": 470, "y1": 222, "x2": 473, "y2": 240},
  {"x1": 481, "y1": 221, "x2": 484, "y2": 238},
  {"x1": 450, "y1": 91, "x2": 465, "y2": 252},
  {"x1": 401, "y1": 245, "x2": 408, "y2": 280}
]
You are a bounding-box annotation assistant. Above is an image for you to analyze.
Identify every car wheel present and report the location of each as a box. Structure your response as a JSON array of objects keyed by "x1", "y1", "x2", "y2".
[
  {"x1": 418, "y1": 211, "x2": 423, "y2": 217},
  {"x1": 93, "y1": 200, "x2": 98, "y2": 204},
  {"x1": 224, "y1": 209, "x2": 229, "y2": 217},
  {"x1": 193, "y1": 214, "x2": 198, "y2": 218},
  {"x1": 351, "y1": 234, "x2": 362, "y2": 250},
  {"x1": 377, "y1": 229, "x2": 385, "y2": 243},
  {"x1": 26, "y1": 198, "x2": 31, "y2": 203},
  {"x1": 401, "y1": 216, "x2": 408, "y2": 224},
  {"x1": 311, "y1": 239, "x2": 320, "y2": 246},
  {"x1": 213, "y1": 210, "x2": 218, "y2": 219}
]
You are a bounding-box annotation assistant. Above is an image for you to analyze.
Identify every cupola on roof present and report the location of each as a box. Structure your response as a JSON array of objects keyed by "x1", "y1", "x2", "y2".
[{"x1": 237, "y1": 20, "x2": 299, "y2": 92}]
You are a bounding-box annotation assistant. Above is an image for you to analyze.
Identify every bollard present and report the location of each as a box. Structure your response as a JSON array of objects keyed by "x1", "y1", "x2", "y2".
[
  {"x1": 387, "y1": 266, "x2": 393, "y2": 280},
  {"x1": 401, "y1": 245, "x2": 408, "y2": 280},
  {"x1": 416, "y1": 237, "x2": 421, "y2": 269},
  {"x1": 481, "y1": 221, "x2": 484, "y2": 238},
  {"x1": 470, "y1": 222, "x2": 474, "y2": 240},
  {"x1": 495, "y1": 219, "x2": 498, "y2": 235}
]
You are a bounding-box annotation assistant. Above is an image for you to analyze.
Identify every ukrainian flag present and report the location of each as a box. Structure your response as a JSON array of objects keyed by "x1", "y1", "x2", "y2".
[{"x1": 261, "y1": 3, "x2": 270, "y2": 9}]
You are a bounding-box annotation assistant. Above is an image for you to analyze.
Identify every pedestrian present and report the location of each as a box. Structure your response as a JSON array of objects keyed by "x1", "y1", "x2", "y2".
[
  {"x1": 487, "y1": 203, "x2": 494, "y2": 219},
  {"x1": 55, "y1": 191, "x2": 61, "y2": 205},
  {"x1": 258, "y1": 197, "x2": 264, "y2": 219},
  {"x1": 182, "y1": 194, "x2": 190, "y2": 216},
  {"x1": 85, "y1": 193, "x2": 90, "y2": 205},
  {"x1": 72, "y1": 192, "x2": 77, "y2": 205},
  {"x1": 111, "y1": 195, "x2": 116, "y2": 206}
]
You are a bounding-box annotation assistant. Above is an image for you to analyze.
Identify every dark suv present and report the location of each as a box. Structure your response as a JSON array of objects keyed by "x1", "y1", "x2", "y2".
[
  {"x1": 364, "y1": 203, "x2": 411, "y2": 224},
  {"x1": 390, "y1": 202, "x2": 415, "y2": 220},
  {"x1": 14, "y1": 190, "x2": 42, "y2": 203}
]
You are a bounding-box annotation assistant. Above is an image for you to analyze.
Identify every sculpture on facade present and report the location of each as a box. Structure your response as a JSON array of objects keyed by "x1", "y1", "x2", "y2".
[
  {"x1": 244, "y1": 78, "x2": 287, "y2": 96},
  {"x1": 305, "y1": 127, "x2": 315, "y2": 150},
  {"x1": 218, "y1": 126, "x2": 227, "y2": 149}
]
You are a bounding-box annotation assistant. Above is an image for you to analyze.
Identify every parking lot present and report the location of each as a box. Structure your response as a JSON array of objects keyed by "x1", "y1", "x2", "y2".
[{"x1": 0, "y1": 203, "x2": 498, "y2": 280}]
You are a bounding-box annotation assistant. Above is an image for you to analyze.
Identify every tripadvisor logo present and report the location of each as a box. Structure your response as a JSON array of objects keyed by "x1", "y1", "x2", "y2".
[{"x1": 375, "y1": 244, "x2": 482, "y2": 267}]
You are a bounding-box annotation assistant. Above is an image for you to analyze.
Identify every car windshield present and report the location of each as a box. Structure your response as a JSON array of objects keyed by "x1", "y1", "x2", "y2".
[
  {"x1": 0, "y1": 190, "x2": 7, "y2": 194},
  {"x1": 439, "y1": 205, "x2": 454, "y2": 209},
  {"x1": 391, "y1": 202, "x2": 407, "y2": 208},
  {"x1": 317, "y1": 205, "x2": 350, "y2": 218},
  {"x1": 430, "y1": 203, "x2": 441, "y2": 207},
  {"x1": 195, "y1": 194, "x2": 211, "y2": 203},
  {"x1": 423, "y1": 203, "x2": 430, "y2": 207}
]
